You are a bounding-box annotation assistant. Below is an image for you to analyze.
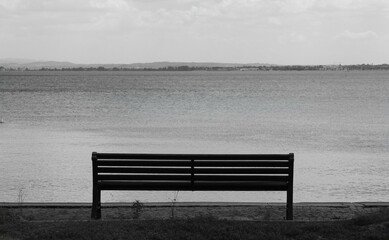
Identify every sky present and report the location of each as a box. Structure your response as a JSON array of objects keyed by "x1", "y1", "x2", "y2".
[{"x1": 1, "y1": 0, "x2": 388, "y2": 65}]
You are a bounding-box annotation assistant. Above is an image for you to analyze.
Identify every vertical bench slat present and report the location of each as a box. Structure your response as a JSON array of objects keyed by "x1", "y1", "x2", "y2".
[
  {"x1": 286, "y1": 153, "x2": 294, "y2": 220},
  {"x1": 191, "y1": 159, "x2": 194, "y2": 190},
  {"x1": 91, "y1": 152, "x2": 101, "y2": 219}
]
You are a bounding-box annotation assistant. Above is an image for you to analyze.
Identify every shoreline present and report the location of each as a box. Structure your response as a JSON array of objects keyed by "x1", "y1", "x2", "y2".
[{"x1": 2, "y1": 201, "x2": 389, "y2": 208}]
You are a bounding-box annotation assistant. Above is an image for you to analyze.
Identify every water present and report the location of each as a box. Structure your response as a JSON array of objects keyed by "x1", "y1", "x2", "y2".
[{"x1": 0, "y1": 71, "x2": 388, "y2": 203}]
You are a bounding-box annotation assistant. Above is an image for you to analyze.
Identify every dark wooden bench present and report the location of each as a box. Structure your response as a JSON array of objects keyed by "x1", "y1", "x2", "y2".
[{"x1": 91, "y1": 152, "x2": 294, "y2": 220}]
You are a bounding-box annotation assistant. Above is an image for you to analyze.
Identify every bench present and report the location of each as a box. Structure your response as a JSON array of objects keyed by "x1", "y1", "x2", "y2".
[{"x1": 91, "y1": 152, "x2": 294, "y2": 220}]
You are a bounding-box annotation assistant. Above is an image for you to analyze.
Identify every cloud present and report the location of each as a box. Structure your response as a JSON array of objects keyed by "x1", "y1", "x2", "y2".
[
  {"x1": 273, "y1": 0, "x2": 389, "y2": 13},
  {"x1": 316, "y1": 0, "x2": 389, "y2": 10},
  {"x1": 1, "y1": 0, "x2": 388, "y2": 64},
  {"x1": 88, "y1": 0, "x2": 132, "y2": 11},
  {"x1": 0, "y1": 0, "x2": 21, "y2": 10},
  {"x1": 275, "y1": 0, "x2": 315, "y2": 13},
  {"x1": 0, "y1": 0, "x2": 140, "y2": 36},
  {"x1": 337, "y1": 30, "x2": 378, "y2": 40},
  {"x1": 278, "y1": 32, "x2": 308, "y2": 43},
  {"x1": 0, "y1": 0, "x2": 133, "y2": 13},
  {"x1": 268, "y1": 17, "x2": 282, "y2": 25}
]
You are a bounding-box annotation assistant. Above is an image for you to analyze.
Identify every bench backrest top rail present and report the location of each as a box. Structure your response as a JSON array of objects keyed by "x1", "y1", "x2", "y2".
[{"x1": 94, "y1": 152, "x2": 293, "y2": 160}]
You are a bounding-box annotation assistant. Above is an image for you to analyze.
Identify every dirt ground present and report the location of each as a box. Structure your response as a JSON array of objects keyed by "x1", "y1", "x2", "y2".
[{"x1": 2, "y1": 202, "x2": 388, "y2": 222}]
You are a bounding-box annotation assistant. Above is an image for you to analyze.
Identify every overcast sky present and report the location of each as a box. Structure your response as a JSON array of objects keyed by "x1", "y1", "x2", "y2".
[{"x1": 1, "y1": 0, "x2": 388, "y2": 64}]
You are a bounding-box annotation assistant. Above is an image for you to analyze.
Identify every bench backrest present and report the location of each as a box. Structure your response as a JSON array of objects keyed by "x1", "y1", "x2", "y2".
[{"x1": 92, "y1": 152, "x2": 294, "y2": 191}]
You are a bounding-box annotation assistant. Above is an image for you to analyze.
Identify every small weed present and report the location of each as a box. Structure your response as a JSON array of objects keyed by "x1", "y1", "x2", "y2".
[
  {"x1": 170, "y1": 191, "x2": 179, "y2": 219},
  {"x1": 131, "y1": 200, "x2": 144, "y2": 219},
  {"x1": 17, "y1": 188, "x2": 26, "y2": 205},
  {"x1": 263, "y1": 209, "x2": 271, "y2": 220},
  {"x1": 16, "y1": 187, "x2": 27, "y2": 220}
]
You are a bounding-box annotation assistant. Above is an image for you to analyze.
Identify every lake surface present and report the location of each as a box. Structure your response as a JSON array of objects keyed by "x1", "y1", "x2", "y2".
[{"x1": 0, "y1": 71, "x2": 388, "y2": 203}]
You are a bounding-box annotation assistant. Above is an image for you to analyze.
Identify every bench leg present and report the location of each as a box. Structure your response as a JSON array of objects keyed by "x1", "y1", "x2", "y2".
[
  {"x1": 91, "y1": 188, "x2": 101, "y2": 219},
  {"x1": 286, "y1": 188, "x2": 293, "y2": 220}
]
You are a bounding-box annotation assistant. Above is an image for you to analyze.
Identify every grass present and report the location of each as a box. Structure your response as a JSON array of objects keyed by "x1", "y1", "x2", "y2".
[
  {"x1": 0, "y1": 208, "x2": 388, "y2": 240},
  {"x1": 132, "y1": 200, "x2": 144, "y2": 219}
]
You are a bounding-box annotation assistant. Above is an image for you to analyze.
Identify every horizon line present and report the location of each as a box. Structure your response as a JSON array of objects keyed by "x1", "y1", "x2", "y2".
[{"x1": 0, "y1": 58, "x2": 387, "y2": 66}]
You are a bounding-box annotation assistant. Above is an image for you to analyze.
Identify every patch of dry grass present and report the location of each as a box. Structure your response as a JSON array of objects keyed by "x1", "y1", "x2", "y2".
[{"x1": 0, "y1": 208, "x2": 388, "y2": 240}]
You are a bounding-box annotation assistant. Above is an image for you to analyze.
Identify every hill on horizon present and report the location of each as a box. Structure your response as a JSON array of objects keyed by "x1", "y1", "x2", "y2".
[{"x1": 0, "y1": 58, "x2": 275, "y2": 70}]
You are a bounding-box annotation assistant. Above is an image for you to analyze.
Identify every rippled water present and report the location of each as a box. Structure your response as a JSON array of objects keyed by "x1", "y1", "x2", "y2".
[{"x1": 0, "y1": 71, "x2": 388, "y2": 203}]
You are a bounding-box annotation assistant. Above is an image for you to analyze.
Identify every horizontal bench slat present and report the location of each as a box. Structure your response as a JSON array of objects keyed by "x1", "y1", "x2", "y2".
[
  {"x1": 194, "y1": 175, "x2": 289, "y2": 182},
  {"x1": 194, "y1": 161, "x2": 289, "y2": 167},
  {"x1": 98, "y1": 181, "x2": 192, "y2": 191},
  {"x1": 97, "y1": 167, "x2": 289, "y2": 174},
  {"x1": 96, "y1": 153, "x2": 290, "y2": 160},
  {"x1": 97, "y1": 160, "x2": 290, "y2": 167},
  {"x1": 97, "y1": 160, "x2": 190, "y2": 167},
  {"x1": 97, "y1": 181, "x2": 288, "y2": 191},
  {"x1": 97, "y1": 175, "x2": 191, "y2": 181},
  {"x1": 194, "y1": 181, "x2": 288, "y2": 191},
  {"x1": 195, "y1": 168, "x2": 289, "y2": 174},
  {"x1": 97, "y1": 167, "x2": 191, "y2": 174},
  {"x1": 97, "y1": 175, "x2": 288, "y2": 181}
]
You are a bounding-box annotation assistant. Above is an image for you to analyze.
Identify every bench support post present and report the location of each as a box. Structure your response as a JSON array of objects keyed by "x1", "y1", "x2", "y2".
[
  {"x1": 286, "y1": 153, "x2": 294, "y2": 220},
  {"x1": 91, "y1": 152, "x2": 101, "y2": 219}
]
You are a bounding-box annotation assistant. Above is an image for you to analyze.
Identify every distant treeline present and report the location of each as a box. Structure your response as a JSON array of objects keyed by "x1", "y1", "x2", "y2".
[{"x1": 1, "y1": 64, "x2": 389, "y2": 71}]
